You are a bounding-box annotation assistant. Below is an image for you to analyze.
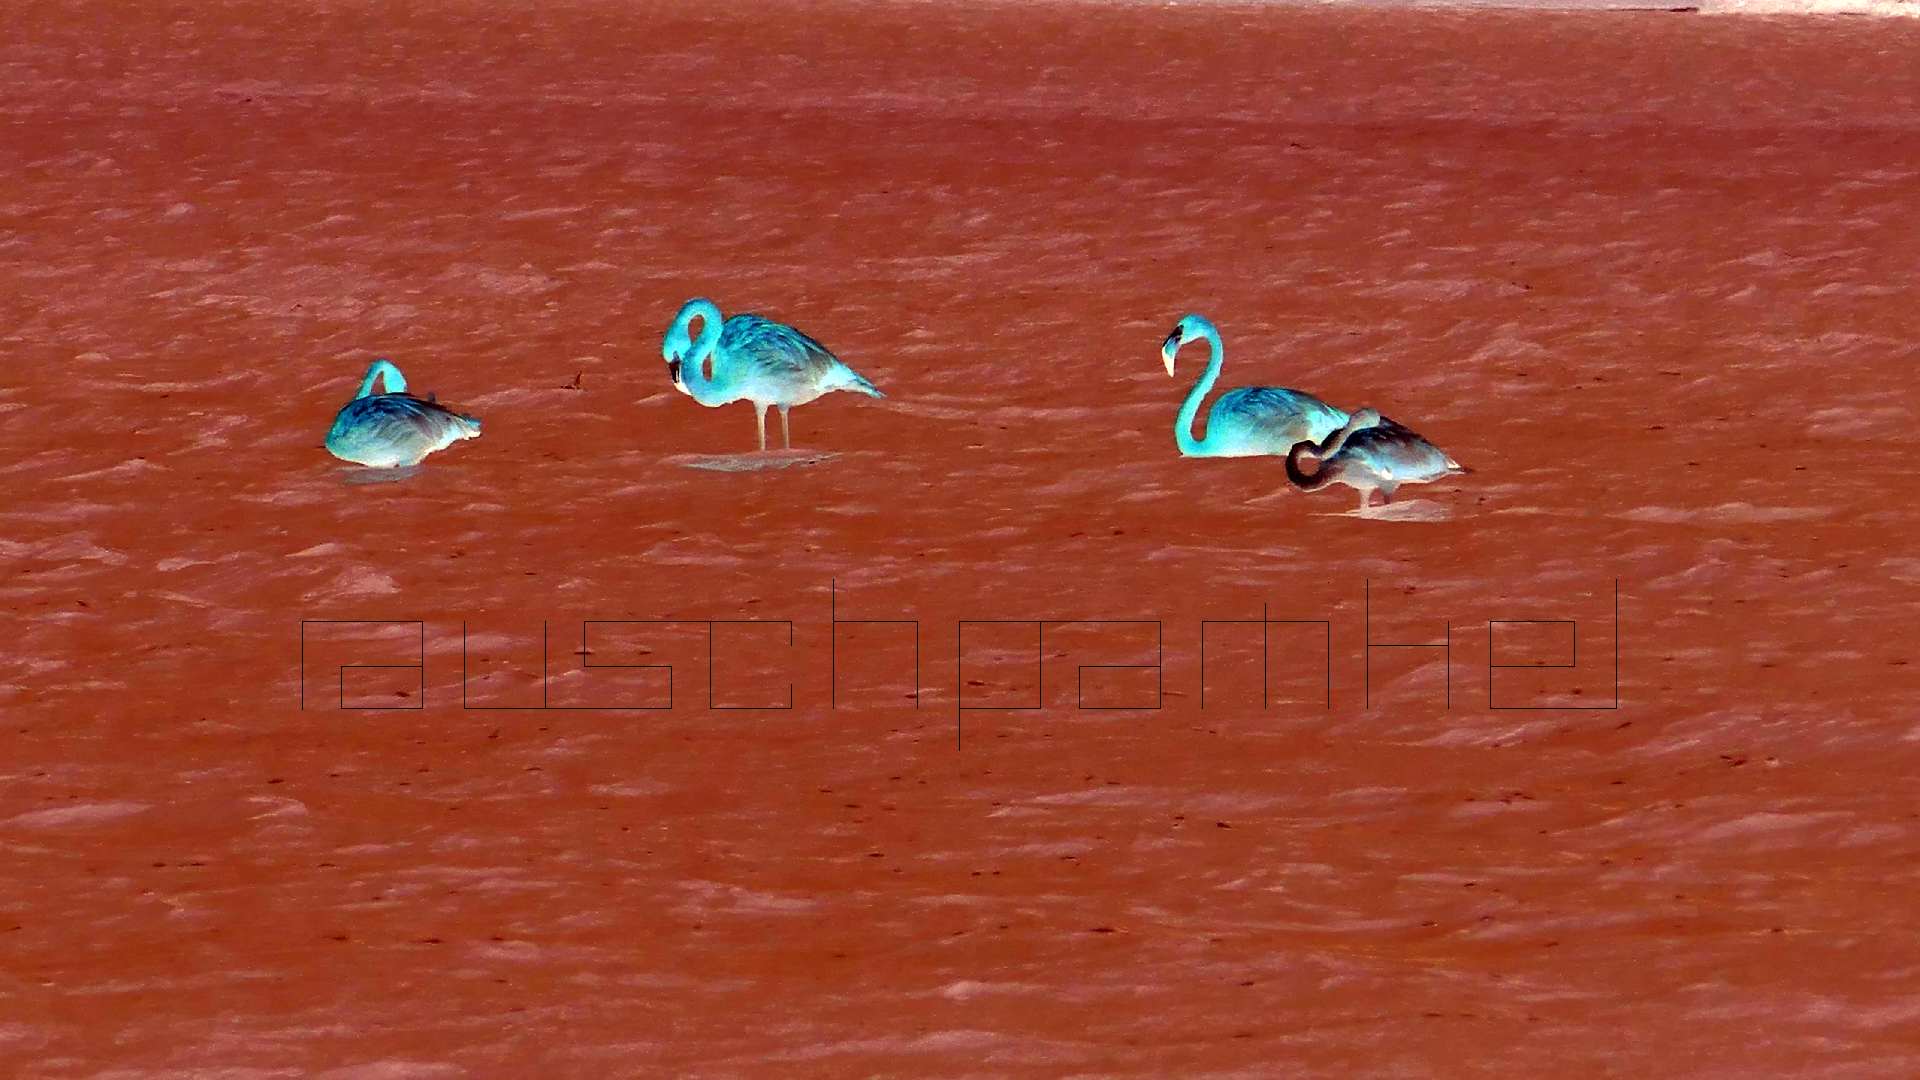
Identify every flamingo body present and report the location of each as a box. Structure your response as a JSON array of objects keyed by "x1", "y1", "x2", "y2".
[{"x1": 662, "y1": 298, "x2": 883, "y2": 450}]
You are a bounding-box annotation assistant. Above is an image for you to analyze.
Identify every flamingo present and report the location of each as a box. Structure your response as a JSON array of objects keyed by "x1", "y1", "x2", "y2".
[
  {"x1": 1161, "y1": 314, "x2": 1349, "y2": 457},
  {"x1": 1285, "y1": 408, "x2": 1469, "y2": 510},
  {"x1": 662, "y1": 298, "x2": 884, "y2": 451},
  {"x1": 325, "y1": 359, "x2": 481, "y2": 467}
]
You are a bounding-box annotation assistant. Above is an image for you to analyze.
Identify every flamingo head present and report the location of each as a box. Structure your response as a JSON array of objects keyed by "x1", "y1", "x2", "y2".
[
  {"x1": 662, "y1": 327, "x2": 691, "y2": 370},
  {"x1": 1161, "y1": 314, "x2": 1208, "y2": 376},
  {"x1": 1160, "y1": 329, "x2": 1185, "y2": 375},
  {"x1": 661, "y1": 311, "x2": 698, "y2": 396},
  {"x1": 663, "y1": 298, "x2": 721, "y2": 397}
]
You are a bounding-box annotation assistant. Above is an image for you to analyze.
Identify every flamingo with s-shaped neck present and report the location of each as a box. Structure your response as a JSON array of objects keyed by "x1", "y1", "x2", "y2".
[
  {"x1": 662, "y1": 298, "x2": 884, "y2": 451},
  {"x1": 1161, "y1": 314, "x2": 1349, "y2": 458},
  {"x1": 325, "y1": 359, "x2": 481, "y2": 468}
]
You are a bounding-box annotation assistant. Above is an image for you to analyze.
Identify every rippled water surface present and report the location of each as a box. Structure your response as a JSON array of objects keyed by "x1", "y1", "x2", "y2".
[{"x1": 4, "y1": 0, "x2": 1919, "y2": 1076}]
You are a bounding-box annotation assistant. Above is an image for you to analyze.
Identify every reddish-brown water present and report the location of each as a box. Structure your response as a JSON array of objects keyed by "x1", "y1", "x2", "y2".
[{"x1": 5, "y1": 0, "x2": 1919, "y2": 1075}]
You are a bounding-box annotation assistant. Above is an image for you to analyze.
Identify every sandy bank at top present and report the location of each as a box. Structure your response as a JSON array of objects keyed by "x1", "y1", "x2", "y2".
[
  {"x1": 1692, "y1": 0, "x2": 1916, "y2": 11},
  {"x1": 1139, "y1": 0, "x2": 1918, "y2": 13}
]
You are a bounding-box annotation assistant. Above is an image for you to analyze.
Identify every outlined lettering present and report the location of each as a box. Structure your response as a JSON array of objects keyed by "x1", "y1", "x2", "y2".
[{"x1": 299, "y1": 620, "x2": 424, "y2": 710}]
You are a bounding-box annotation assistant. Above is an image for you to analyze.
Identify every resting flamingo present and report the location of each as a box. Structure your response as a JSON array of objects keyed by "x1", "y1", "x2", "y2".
[{"x1": 325, "y1": 359, "x2": 481, "y2": 467}]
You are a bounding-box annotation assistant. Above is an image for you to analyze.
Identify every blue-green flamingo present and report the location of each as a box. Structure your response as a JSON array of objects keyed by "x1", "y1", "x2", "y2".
[
  {"x1": 662, "y1": 298, "x2": 884, "y2": 451},
  {"x1": 1161, "y1": 314, "x2": 1349, "y2": 458},
  {"x1": 325, "y1": 359, "x2": 481, "y2": 467}
]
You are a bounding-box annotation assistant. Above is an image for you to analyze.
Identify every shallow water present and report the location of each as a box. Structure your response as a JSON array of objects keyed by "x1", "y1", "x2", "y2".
[{"x1": 4, "y1": 0, "x2": 1919, "y2": 1076}]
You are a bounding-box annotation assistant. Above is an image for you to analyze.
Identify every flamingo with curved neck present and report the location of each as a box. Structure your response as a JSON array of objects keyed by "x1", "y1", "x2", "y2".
[
  {"x1": 325, "y1": 358, "x2": 481, "y2": 468},
  {"x1": 660, "y1": 297, "x2": 884, "y2": 451},
  {"x1": 354, "y1": 358, "x2": 408, "y2": 398},
  {"x1": 1161, "y1": 314, "x2": 1349, "y2": 459}
]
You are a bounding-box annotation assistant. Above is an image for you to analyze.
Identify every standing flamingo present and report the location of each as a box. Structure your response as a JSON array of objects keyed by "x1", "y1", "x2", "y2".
[
  {"x1": 1161, "y1": 314, "x2": 1349, "y2": 457},
  {"x1": 661, "y1": 298, "x2": 884, "y2": 451}
]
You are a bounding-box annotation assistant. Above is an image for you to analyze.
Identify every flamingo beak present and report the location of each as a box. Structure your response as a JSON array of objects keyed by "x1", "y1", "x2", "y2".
[{"x1": 1161, "y1": 330, "x2": 1181, "y2": 375}]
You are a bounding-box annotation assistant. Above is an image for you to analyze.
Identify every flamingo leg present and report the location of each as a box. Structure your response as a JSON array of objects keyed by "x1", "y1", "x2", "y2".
[
  {"x1": 754, "y1": 403, "x2": 768, "y2": 451},
  {"x1": 779, "y1": 406, "x2": 792, "y2": 449}
]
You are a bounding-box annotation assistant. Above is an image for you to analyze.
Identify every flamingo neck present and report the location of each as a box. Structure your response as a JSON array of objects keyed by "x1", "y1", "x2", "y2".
[
  {"x1": 1286, "y1": 441, "x2": 1333, "y2": 491},
  {"x1": 356, "y1": 360, "x2": 406, "y2": 399},
  {"x1": 1173, "y1": 324, "x2": 1224, "y2": 455},
  {"x1": 680, "y1": 299, "x2": 725, "y2": 395},
  {"x1": 1290, "y1": 411, "x2": 1381, "y2": 490}
]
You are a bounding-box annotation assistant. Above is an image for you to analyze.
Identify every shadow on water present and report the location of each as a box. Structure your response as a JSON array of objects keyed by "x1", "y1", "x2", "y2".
[
  {"x1": 1246, "y1": 490, "x2": 1459, "y2": 521},
  {"x1": 667, "y1": 450, "x2": 842, "y2": 473},
  {"x1": 1344, "y1": 499, "x2": 1454, "y2": 522},
  {"x1": 338, "y1": 465, "x2": 422, "y2": 485}
]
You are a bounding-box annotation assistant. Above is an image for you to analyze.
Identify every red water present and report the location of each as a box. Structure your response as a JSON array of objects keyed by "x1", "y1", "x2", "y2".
[{"x1": 5, "y1": 0, "x2": 1920, "y2": 1076}]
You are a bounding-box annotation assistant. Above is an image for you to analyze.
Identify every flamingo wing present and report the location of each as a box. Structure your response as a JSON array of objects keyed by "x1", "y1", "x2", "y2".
[
  {"x1": 719, "y1": 314, "x2": 843, "y2": 381},
  {"x1": 327, "y1": 393, "x2": 481, "y2": 464},
  {"x1": 1341, "y1": 418, "x2": 1455, "y2": 479}
]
